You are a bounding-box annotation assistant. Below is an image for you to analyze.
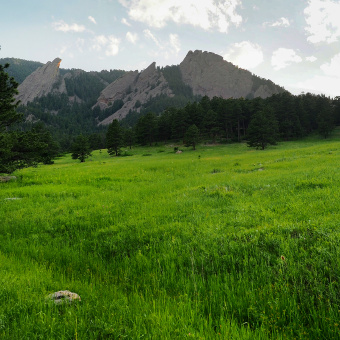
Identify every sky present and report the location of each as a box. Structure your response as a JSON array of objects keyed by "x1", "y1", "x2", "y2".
[{"x1": 1, "y1": 0, "x2": 340, "y2": 97}]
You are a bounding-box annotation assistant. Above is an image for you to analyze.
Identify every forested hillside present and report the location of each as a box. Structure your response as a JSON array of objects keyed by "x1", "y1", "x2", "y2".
[
  {"x1": 129, "y1": 92, "x2": 339, "y2": 147},
  {"x1": 0, "y1": 58, "x2": 44, "y2": 83},
  {"x1": 13, "y1": 65, "x2": 126, "y2": 149}
]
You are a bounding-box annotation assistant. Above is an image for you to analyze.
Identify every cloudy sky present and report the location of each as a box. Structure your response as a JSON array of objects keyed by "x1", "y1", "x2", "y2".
[{"x1": 1, "y1": 0, "x2": 340, "y2": 97}]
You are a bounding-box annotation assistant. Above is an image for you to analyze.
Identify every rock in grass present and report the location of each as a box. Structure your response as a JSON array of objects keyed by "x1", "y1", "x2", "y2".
[
  {"x1": 0, "y1": 176, "x2": 17, "y2": 183},
  {"x1": 47, "y1": 290, "x2": 81, "y2": 305}
]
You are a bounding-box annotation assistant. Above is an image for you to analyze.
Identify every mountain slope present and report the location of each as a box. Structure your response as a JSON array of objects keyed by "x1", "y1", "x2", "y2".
[
  {"x1": 9, "y1": 51, "x2": 286, "y2": 128},
  {"x1": 16, "y1": 58, "x2": 66, "y2": 105},
  {"x1": 96, "y1": 62, "x2": 173, "y2": 125},
  {"x1": 180, "y1": 50, "x2": 283, "y2": 99},
  {"x1": 0, "y1": 58, "x2": 44, "y2": 84},
  {"x1": 95, "y1": 50, "x2": 285, "y2": 125}
]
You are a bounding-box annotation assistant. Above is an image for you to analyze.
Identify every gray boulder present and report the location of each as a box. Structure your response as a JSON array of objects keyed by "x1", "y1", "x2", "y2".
[{"x1": 47, "y1": 290, "x2": 81, "y2": 305}]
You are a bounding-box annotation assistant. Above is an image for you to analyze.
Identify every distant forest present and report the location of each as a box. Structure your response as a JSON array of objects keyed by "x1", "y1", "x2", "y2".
[
  {"x1": 17, "y1": 90, "x2": 340, "y2": 153},
  {"x1": 132, "y1": 92, "x2": 340, "y2": 146}
]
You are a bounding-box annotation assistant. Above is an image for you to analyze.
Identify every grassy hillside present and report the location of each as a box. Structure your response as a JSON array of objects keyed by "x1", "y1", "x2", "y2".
[{"x1": 1, "y1": 132, "x2": 340, "y2": 339}]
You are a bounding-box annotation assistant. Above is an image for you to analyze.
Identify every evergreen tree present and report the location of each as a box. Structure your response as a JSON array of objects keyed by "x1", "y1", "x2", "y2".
[
  {"x1": 0, "y1": 133, "x2": 18, "y2": 174},
  {"x1": 247, "y1": 108, "x2": 279, "y2": 150},
  {"x1": 89, "y1": 133, "x2": 104, "y2": 150},
  {"x1": 1, "y1": 64, "x2": 59, "y2": 173},
  {"x1": 316, "y1": 97, "x2": 334, "y2": 138},
  {"x1": 184, "y1": 124, "x2": 200, "y2": 150},
  {"x1": 123, "y1": 128, "x2": 135, "y2": 149},
  {"x1": 71, "y1": 135, "x2": 92, "y2": 162},
  {"x1": 136, "y1": 112, "x2": 158, "y2": 146},
  {"x1": 106, "y1": 119, "x2": 123, "y2": 156},
  {"x1": 30, "y1": 122, "x2": 60, "y2": 164},
  {"x1": 0, "y1": 64, "x2": 22, "y2": 131},
  {"x1": 0, "y1": 130, "x2": 49, "y2": 173},
  {"x1": 334, "y1": 96, "x2": 340, "y2": 126},
  {"x1": 157, "y1": 109, "x2": 173, "y2": 143}
]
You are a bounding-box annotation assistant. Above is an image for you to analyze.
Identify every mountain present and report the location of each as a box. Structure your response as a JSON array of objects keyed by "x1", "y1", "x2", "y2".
[
  {"x1": 95, "y1": 62, "x2": 174, "y2": 125},
  {"x1": 0, "y1": 58, "x2": 44, "y2": 84},
  {"x1": 6, "y1": 50, "x2": 285, "y2": 130},
  {"x1": 16, "y1": 58, "x2": 67, "y2": 105},
  {"x1": 15, "y1": 58, "x2": 126, "y2": 106},
  {"x1": 94, "y1": 50, "x2": 285, "y2": 125},
  {"x1": 179, "y1": 50, "x2": 280, "y2": 99}
]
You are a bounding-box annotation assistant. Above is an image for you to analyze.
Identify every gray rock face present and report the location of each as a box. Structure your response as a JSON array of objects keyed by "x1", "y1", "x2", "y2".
[
  {"x1": 179, "y1": 50, "x2": 283, "y2": 99},
  {"x1": 96, "y1": 50, "x2": 285, "y2": 125},
  {"x1": 16, "y1": 58, "x2": 67, "y2": 105},
  {"x1": 96, "y1": 62, "x2": 173, "y2": 125}
]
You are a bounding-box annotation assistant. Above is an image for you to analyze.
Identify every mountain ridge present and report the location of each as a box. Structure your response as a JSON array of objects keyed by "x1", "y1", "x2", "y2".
[{"x1": 5, "y1": 50, "x2": 286, "y2": 125}]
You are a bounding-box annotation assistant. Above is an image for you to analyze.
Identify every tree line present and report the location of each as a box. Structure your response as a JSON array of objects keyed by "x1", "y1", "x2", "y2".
[
  {"x1": 0, "y1": 64, "x2": 60, "y2": 173},
  {"x1": 102, "y1": 92, "x2": 339, "y2": 157}
]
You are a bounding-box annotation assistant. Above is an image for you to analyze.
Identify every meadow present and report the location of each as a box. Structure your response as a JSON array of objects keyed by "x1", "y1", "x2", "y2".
[{"x1": 1, "y1": 132, "x2": 340, "y2": 339}]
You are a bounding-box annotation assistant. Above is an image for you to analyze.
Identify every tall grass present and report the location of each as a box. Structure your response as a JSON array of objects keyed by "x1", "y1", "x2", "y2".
[{"x1": 1, "y1": 133, "x2": 340, "y2": 339}]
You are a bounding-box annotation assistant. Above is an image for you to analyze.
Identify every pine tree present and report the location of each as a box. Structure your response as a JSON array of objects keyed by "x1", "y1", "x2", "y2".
[
  {"x1": 136, "y1": 112, "x2": 158, "y2": 146},
  {"x1": 184, "y1": 124, "x2": 200, "y2": 150},
  {"x1": 71, "y1": 135, "x2": 92, "y2": 162},
  {"x1": 247, "y1": 108, "x2": 279, "y2": 150},
  {"x1": 106, "y1": 119, "x2": 123, "y2": 156},
  {"x1": 1, "y1": 64, "x2": 53, "y2": 173},
  {"x1": 123, "y1": 128, "x2": 135, "y2": 149},
  {"x1": 0, "y1": 63, "x2": 22, "y2": 132}
]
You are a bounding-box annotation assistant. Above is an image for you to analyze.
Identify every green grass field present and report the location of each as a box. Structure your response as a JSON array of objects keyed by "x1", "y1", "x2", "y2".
[{"x1": 1, "y1": 132, "x2": 340, "y2": 339}]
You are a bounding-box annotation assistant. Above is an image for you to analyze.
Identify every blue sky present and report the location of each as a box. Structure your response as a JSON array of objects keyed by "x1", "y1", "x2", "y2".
[{"x1": 1, "y1": 0, "x2": 340, "y2": 97}]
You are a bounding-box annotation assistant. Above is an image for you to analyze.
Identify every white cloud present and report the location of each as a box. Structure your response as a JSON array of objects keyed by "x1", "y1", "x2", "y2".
[
  {"x1": 169, "y1": 34, "x2": 180, "y2": 55},
  {"x1": 91, "y1": 35, "x2": 120, "y2": 56},
  {"x1": 271, "y1": 48, "x2": 302, "y2": 70},
  {"x1": 76, "y1": 38, "x2": 85, "y2": 53},
  {"x1": 306, "y1": 56, "x2": 317, "y2": 62},
  {"x1": 88, "y1": 16, "x2": 97, "y2": 24},
  {"x1": 52, "y1": 20, "x2": 86, "y2": 33},
  {"x1": 304, "y1": 0, "x2": 340, "y2": 43},
  {"x1": 126, "y1": 32, "x2": 138, "y2": 44},
  {"x1": 224, "y1": 41, "x2": 264, "y2": 69},
  {"x1": 106, "y1": 36, "x2": 120, "y2": 56},
  {"x1": 143, "y1": 30, "x2": 181, "y2": 59},
  {"x1": 59, "y1": 46, "x2": 68, "y2": 55},
  {"x1": 296, "y1": 75, "x2": 339, "y2": 97},
  {"x1": 92, "y1": 35, "x2": 108, "y2": 51},
  {"x1": 121, "y1": 18, "x2": 131, "y2": 26},
  {"x1": 296, "y1": 53, "x2": 340, "y2": 97},
  {"x1": 320, "y1": 53, "x2": 340, "y2": 77},
  {"x1": 119, "y1": 0, "x2": 242, "y2": 33},
  {"x1": 143, "y1": 29, "x2": 162, "y2": 48},
  {"x1": 264, "y1": 17, "x2": 290, "y2": 27}
]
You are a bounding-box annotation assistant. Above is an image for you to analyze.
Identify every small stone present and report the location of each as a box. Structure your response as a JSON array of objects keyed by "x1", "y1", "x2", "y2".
[
  {"x1": 0, "y1": 176, "x2": 17, "y2": 183},
  {"x1": 47, "y1": 290, "x2": 81, "y2": 305}
]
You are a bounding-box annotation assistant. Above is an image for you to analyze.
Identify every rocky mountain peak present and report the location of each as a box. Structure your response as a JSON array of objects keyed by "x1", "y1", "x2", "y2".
[
  {"x1": 16, "y1": 58, "x2": 66, "y2": 105},
  {"x1": 96, "y1": 62, "x2": 173, "y2": 125},
  {"x1": 179, "y1": 50, "x2": 283, "y2": 99}
]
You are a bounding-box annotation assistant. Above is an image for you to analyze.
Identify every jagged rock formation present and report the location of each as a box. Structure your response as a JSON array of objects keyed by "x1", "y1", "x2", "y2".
[
  {"x1": 16, "y1": 58, "x2": 67, "y2": 105},
  {"x1": 14, "y1": 51, "x2": 285, "y2": 125},
  {"x1": 96, "y1": 50, "x2": 285, "y2": 125},
  {"x1": 96, "y1": 62, "x2": 173, "y2": 125},
  {"x1": 179, "y1": 50, "x2": 283, "y2": 99}
]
